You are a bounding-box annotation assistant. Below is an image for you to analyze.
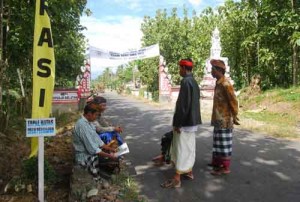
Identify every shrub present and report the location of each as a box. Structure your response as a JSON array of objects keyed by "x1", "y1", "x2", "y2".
[{"x1": 22, "y1": 157, "x2": 57, "y2": 185}]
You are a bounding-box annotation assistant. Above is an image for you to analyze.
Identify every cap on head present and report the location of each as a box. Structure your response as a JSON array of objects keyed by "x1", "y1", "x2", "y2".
[{"x1": 210, "y1": 59, "x2": 226, "y2": 70}]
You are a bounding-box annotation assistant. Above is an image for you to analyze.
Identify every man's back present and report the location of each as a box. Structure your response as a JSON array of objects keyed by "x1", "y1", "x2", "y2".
[{"x1": 173, "y1": 73, "x2": 202, "y2": 127}]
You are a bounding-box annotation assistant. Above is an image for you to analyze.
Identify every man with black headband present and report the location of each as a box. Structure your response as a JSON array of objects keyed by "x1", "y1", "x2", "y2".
[
  {"x1": 209, "y1": 59, "x2": 239, "y2": 175},
  {"x1": 161, "y1": 58, "x2": 202, "y2": 188}
]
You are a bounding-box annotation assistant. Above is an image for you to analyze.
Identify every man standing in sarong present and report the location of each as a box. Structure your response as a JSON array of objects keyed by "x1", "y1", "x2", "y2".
[
  {"x1": 209, "y1": 59, "x2": 239, "y2": 175},
  {"x1": 161, "y1": 58, "x2": 202, "y2": 188}
]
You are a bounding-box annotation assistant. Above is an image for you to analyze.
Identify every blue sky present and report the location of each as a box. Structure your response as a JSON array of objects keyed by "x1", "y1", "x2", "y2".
[
  {"x1": 80, "y1": 0, "x2": 227, "y2": 77},
  {"x1": 85, "y1": 0, "x2": 224, "y2": 20}
]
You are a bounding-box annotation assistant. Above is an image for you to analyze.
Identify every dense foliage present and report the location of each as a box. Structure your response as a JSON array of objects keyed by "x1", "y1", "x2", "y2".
[
  {"x1": 97, "y1": 0, "x2": 299, "y2": 97},
  {"x1": 0, "y1": 0, "x2": 88, "y2": 131},
  {"x1": 6, "y1": 0, "x2": 87, "y2": 89},
  {"x1": 219, "y1": 0, "x2": 300, "y2": 89},
  {"x1": 1, "y1": 0, "x2": 299, "y2": 130}
]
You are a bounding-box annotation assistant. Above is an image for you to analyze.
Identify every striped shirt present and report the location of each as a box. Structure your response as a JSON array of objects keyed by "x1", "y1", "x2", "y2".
[{"x1": 73, "y1": 115, "x2": 104, "y2": 165}]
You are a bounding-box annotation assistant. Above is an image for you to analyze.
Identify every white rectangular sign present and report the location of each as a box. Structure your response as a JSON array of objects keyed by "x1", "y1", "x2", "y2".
[
  {"x1": 26, "y1": 118, "x2": 56, "y2": 137},
  {"x1": 53, "y1": 90, "x2": 78, "y2": 103},
  {"x1": 89, "y1": 44, "x2": 160, "y2": 61}
]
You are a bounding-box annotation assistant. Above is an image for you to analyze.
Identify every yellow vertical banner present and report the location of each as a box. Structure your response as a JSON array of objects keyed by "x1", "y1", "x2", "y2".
[{"x1": 30, "y1": 0, "x2": 55, "y2": 157}]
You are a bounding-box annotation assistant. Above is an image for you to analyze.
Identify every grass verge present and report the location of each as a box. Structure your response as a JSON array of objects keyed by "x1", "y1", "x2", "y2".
[
  {"x1": 239, "y1": 86, "x2": 300, "y2": 139},
  {"x1": 112, "y1": 171, "x2": 147, "y2": 202},
  {"x1": 240, "y1": 112, "x2": 300, "y2": 139}
]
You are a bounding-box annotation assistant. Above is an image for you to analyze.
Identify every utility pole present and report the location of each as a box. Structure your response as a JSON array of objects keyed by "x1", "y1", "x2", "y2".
[{"x1": 291, "y1": 0, "x2": 299, "y2": 85}]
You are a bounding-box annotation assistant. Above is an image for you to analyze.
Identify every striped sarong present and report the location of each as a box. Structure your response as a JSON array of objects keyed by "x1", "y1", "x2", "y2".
[
  {"x1": 84, "y1": 155, "x2": 119, "y2": 180},
  {"x1": 85, "y1": 156, "x2": 101, "y2": 178},
  {"x1": 213, "y1": 129, "x2": 233, "y2": 157}
]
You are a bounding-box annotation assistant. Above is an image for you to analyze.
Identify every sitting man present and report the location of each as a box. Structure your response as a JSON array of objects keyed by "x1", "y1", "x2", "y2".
[
  {"x1": 90, "y1": 96, "x2": 124, "y2": 147},
  {"x1": 73, "y1": 104, "x2": 119, "y2": 180}
]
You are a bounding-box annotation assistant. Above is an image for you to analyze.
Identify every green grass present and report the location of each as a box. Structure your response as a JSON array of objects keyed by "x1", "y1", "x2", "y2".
[
  {"x1": 276, "y1": 88, "x2": 300, "y2": 102},
  {"x1": 112, "y1": 172, "x2": 147, "y2": 202},
  {"x1": 243, "y1": 111, "x2": 297, "y2": 127},
  {"x1": 53, "y1": 111, "x2": 80, "y2": 128},
  {"x1": 241, "y1": 87, "x2": 300, "y2": 104},
  {"x1": 241, "y1": 111, "x2": 299, "y2": 138},
  {"x1": 239, "y1": 86, "x2": 300, "y2": 138}
]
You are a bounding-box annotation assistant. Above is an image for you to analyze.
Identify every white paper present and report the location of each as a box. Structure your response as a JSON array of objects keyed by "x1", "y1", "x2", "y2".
[{"x1": 116, "y1": 142, "x2": 130, "y2": 156}]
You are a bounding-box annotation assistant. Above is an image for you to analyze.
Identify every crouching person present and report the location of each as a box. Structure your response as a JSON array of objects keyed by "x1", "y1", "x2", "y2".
[
  {"x1": 152, "y1": 130, "x2": 173, "y2": 165},
  {"x1": 73, "y1": 104, "x2": 119, "y2": 180}
]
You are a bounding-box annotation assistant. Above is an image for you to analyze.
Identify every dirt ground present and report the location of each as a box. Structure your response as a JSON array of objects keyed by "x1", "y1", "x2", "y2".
[{"x1": 0, "y1": 125, "x2": 74, "y2": 202}]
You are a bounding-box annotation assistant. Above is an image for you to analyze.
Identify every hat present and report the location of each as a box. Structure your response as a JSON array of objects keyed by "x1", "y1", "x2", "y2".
[
  {"x1": 93, "y1": 96, "x2": 107, "y2": 104},
  {"x1": 210, "y1": 59, "x2": 226, "y2": 70}
]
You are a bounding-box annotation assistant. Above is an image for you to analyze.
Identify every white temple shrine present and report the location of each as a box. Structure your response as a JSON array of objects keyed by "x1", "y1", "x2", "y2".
[{"x1": 200, "y1": 27, "x2": 234, "y2": 99}]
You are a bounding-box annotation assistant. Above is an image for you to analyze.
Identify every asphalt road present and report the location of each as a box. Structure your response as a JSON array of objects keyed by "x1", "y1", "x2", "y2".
[{"x1": 102, "y1": 91, "x2": 300, "y2": 202}]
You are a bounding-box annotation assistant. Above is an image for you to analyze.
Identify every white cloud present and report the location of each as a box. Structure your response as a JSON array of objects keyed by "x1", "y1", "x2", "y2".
[
  {"x1": 81, "y1": 15, "x2": 143, "y2": 51},
  {"x1": 80, "y1": 15, "x2": 143, "y2": 77},
  {"x1": 188, "y1": 0, "x2": 202, "y2": 6},
  {"x1": 113, "y1": 0, "x2": 142, "y2": 11}
]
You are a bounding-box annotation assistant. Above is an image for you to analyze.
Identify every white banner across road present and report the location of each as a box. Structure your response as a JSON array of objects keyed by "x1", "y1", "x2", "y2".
[{"x1": 89, "y1": 44, "x2": 160, "y2": 61}]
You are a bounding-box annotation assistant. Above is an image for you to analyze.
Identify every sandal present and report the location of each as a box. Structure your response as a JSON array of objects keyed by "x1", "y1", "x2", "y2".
[
  {"x1": 183, "y1": 173, "x2": 194, "y2": 180},
  {"x1": 160, "y1": 179, "x2": 181, "y2": 188}
]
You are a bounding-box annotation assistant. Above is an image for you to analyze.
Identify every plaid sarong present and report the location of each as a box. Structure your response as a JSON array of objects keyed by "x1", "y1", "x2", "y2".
[
  {"x1": 85, "y1": 155, "x2": 101, "y2": 178},
  {"x1": 213, "y1": 129, "x2": 233, "y2": 157},
  {"x1": 84, "y1": 155, "x2": 120, "y2": 180}
]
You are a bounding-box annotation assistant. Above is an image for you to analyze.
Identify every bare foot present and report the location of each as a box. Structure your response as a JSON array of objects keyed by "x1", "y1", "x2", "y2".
[{"x1": 152, "y1": 154, "x2": 164, "y2": 162}]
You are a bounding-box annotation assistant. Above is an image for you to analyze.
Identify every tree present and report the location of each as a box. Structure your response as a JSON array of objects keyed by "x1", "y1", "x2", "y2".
[
  {"x1": 0, "y1": 0, "x2": 88, "y2": 131},
  {"x1": 140, "y1": 7, "x2": 213, "y2": 96},
  {"x1": 291, "y1": 0, "x2": 299, "y2": 85}
]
